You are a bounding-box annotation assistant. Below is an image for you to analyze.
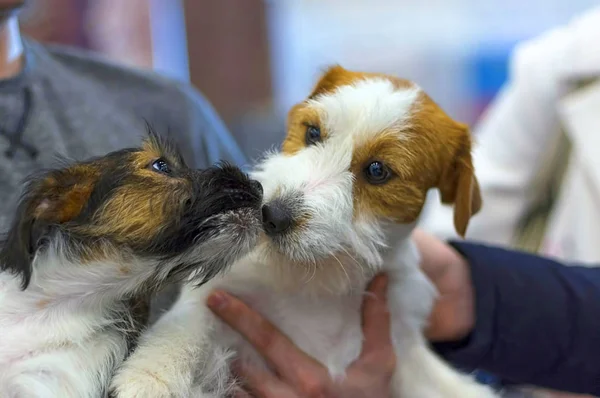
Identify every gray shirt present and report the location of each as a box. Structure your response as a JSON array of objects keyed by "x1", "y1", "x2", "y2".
[{"x1": 0, "y1": 39, "x2": 246, "y2": 229}]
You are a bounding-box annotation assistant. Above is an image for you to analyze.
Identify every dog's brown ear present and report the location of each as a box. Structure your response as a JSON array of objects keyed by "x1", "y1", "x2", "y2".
[
  {"x1": 0, "y1": 167, "x2": 98, "y2": 289},
  {"x1": 437, "y1": 124, "x2": 482, "y2": 237},
  {"x1": 33, "y1": 170, "x2": 98, "y2": 223}
]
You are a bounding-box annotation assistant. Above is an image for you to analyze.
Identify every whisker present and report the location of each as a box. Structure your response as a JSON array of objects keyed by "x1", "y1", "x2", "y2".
[
  {"x1": 331, "y1": 253, "x2": 350, "y2": 285},
  {"x1": 339, "y1": 246, "x2": 361, "y2": 268}
]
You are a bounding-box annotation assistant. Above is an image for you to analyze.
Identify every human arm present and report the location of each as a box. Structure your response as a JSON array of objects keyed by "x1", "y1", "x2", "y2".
[
  {"x1": 212, "y1": 229, "x2": 600, "y2": 397},
  {"x1": 413, "y1": 230, "x2": 600, "y2": 396}
]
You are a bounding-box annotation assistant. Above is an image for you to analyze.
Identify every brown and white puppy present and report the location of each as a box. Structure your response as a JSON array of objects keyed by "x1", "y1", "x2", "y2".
[
  {"x1": 0, "y1": 130, "x2": 263, "y2": 398},
  {"x1": 112, "y1": 67, "x2": 496, "y2": 398}
]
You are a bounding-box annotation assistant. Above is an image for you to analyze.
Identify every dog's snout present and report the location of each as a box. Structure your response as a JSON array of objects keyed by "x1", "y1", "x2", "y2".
[
  {"x1": 262, "y1": 203, "x2": 292, "y2": 235},
  {"x1": 250, "y1": 179, "x2": 263, "y2": 196}
]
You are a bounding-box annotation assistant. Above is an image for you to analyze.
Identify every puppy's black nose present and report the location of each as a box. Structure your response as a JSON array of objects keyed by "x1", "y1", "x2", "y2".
[
  {"x1": 250, "y1": 179, "x2": 263, "y2": 196},
  {"x1": 262, "y1": 203, "x2": 291, "y2": 235}
]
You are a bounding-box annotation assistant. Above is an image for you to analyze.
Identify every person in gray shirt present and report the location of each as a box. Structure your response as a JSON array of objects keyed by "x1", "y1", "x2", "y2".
[
  {"x1": 0, "y1": 1, "x2": 247, "y2": 321},
  {"x1": 0, "y1": 2, "x2": 246, "y2": 227}
]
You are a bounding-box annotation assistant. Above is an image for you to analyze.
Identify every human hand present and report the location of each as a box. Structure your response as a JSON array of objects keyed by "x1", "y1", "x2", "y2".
[
  {"x1": 411, "y1": 228, "x2": 475, "y2": 342},
  {"x1": 206, "y1": 274, "x2": 395, "y2": 398}
]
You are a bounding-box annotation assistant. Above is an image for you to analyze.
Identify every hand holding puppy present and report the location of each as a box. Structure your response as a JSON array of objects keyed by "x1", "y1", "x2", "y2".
[
  {"x1": 207, "y1": 229, "x2": 478, "y2": 397},
  {"x1": 207, "y1": 274, "x2": 396, "y2": 398},
  {"x1": 412, "y1": 228, "x2": 475, "y2": 342}
]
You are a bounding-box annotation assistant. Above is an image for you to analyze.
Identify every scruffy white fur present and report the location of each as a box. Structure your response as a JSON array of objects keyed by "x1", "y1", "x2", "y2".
[
  {"x1": 0, "y1": 215, "x2": 258, "y2": 398},
  {"x1": 113, "y1": 79, "x2": 500, "y2": 398}
]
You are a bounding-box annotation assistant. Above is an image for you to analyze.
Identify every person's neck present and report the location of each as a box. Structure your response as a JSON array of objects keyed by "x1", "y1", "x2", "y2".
[{"x1": 0, "y1": 16, "x2": 24, "y2": 80}]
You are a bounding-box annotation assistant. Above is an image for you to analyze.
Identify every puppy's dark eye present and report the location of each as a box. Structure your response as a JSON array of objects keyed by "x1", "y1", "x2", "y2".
[
  {"x1": 305, "y1": 125, "x2": 322, "y2": 146},
  {"x1": 365, "y1": 161, "x2": 391, "y2": 184},
  {"x1": 151, "y1": 158, "x2": 172, "y2": 174}
]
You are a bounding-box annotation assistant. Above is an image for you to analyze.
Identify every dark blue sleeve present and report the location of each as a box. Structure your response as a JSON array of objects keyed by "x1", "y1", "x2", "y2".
[{"x1": 432, "y1": 241, "x2": 600, "y2": 396}]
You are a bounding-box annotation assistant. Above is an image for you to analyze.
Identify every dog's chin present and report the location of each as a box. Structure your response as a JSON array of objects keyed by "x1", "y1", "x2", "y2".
[
  {"x1": 180, "y1": 207, "x2": 263, "y2": 284},
  {"x1": 213, "y1": 207, "x2": 264, "y2": 248},
  {"x1": 256, "y1": 230, "x2": 377, "y2": 295},
  {"x1": 264, "y1": 234, "x2": 338, "y2": 264}
]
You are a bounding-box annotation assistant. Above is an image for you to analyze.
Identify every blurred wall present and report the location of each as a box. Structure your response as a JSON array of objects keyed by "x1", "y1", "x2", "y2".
[
  {"x1": 265, "y1": 0, "x2": 600, "y2": 128},
  {"x1": 20, "y1": 0, "x2": 154, "y2": 67},
  {"x1": 86, "y1": 0, "x2": 154, "y2": 69},
  {"x1": 18, "y1": 0, "x2": 600, "y2": 159},
  {"x1": 21, "y1": 0, "x2": 273, "y2": 154},
  {"x1": 20, "y1": 0, "x2": 90, "y2": 47},
  {"x1": 183, "y1": 0, "x2": 272, "y2": 125}
]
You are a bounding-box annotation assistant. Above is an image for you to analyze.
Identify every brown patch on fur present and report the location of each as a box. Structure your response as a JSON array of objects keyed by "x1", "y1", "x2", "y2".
[
  {"x1": 352, "y1": 133, "x2": 432, "y2": 224},
  {"x1": 78, "y1": 168, "x2": 192, "y2": 246},
  {"x1": 285, "y1": 64, "x2": 481, "y2": 236},
  {"x1": 411, "y1": 92, "x2": 481, "y2": 236},
  {"x1": 308, "y1": 65, "x2": 364, "y2": 99},
  {"x1": 352, "y1": 91, "x2": 480, "y2": 235},
  {"x1": 308, "y1": 65, "x2": 414, "y2": 99},
  {"x1": 283, "y1": 65, "x2": 414, "y2": 157},
  {"x1": 141, "y1": 138, "x2": 164, "y2": 161},
  {"x1": 32, "y1": 164, "x2": 100, "y2": 224},
  {"x1": 282, "y1": 104, "x2": 325, "y2": 155},
  {"x1": 307, "y1": 65, "x2": 480, "y2": 235},
  {"x1": 28, "y1": 135, "x2": 194, "y2": 249},
  {"x1": 76, "y1": 243, "x2": 121, "y2": 266}
]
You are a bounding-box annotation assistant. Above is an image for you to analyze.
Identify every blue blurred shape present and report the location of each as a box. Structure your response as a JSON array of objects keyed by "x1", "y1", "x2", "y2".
[{"x1": 469, "y1": 41, "x2": 515, "y2": 98}]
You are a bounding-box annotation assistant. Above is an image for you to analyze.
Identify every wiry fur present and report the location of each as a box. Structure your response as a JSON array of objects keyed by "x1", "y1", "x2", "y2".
[
  {"x1": 0, "y1": 131, "x2": 263, "y2": 398},
  {"x1": 113, "y1": 68, "x2": 496, "y2": 398}
]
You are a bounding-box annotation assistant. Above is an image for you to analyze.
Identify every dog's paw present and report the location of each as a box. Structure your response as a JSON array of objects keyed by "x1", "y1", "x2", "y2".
[{"x1": 110, "y1": 366, "x2": 182, "y2": 398}]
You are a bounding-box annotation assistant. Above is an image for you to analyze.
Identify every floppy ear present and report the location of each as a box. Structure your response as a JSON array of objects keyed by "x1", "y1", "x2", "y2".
[
  {"x1": 0, "y1": 189, "x2": 48, "y2": 290},
  {"x1": 437, "y1": 125, "x2": 482, "y2": 237},
  {"x1": 0, "y1": 168, "x2": 97, "y2": 289}
]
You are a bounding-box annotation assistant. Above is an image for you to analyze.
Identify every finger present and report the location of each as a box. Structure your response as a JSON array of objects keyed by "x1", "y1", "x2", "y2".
[
  {"x1": 412, "y1": 228, "x2": 447, "y2": 280},
  {"x1": 358, "y1": 274, "x2": 395, "y2": 365},
  {"x1": 207, "y1": 290, "x2": 325, "y2": 385},
  {"x1": 233, "y1": 360, "x2": 295, "y2": 398},
  {"x1": 412, "y1": 228, "x2": 463, "y2": 283}
]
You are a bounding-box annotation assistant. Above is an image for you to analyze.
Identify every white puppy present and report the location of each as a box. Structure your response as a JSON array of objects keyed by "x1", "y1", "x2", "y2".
[
  {"x1": 0, "y1": 132, "x2": 263, "y2": 398},
  {"x1": 112, "y1": 66, "x2": 499, "y2": 398}
]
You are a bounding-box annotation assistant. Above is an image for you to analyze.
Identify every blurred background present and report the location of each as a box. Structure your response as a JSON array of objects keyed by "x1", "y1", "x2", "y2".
[{"x1": 21, "y1": 0, "x2": 600, "y2": 160}]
